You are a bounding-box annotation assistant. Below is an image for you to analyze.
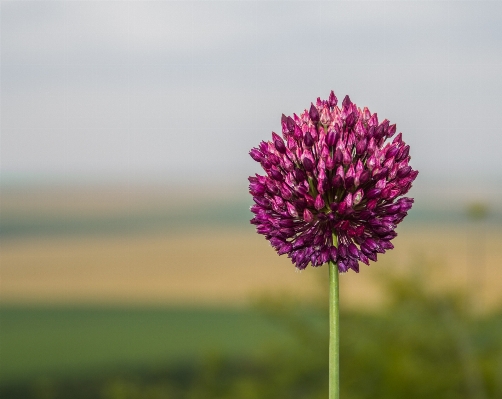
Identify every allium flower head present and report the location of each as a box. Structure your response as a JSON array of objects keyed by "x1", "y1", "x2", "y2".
[{"x1": 248, "y1": 91, "x2": 418, "y2": 273}]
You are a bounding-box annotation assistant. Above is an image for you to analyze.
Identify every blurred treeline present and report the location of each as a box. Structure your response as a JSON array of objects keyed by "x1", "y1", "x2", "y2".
[{"x1": 2, "y1": 271, "x2": 501, "y2": 399}]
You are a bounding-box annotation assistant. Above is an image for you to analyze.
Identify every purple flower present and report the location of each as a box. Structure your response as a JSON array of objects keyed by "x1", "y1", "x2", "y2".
[{"x1": 248, "y1": 91, "x2": 418, "y2": 273}]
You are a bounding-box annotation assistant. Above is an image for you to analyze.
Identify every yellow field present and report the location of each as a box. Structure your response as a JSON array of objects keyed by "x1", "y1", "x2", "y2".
[{"x1": 2, "y1": 224, "x2": 502, "y2": 312}]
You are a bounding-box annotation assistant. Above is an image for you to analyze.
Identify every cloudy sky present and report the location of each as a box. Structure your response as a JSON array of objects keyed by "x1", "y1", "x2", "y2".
[{"x1": 1, "y1": 1, "x2": 502, "y2": 195}]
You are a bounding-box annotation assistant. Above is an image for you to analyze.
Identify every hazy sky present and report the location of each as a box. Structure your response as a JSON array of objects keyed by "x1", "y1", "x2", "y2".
[{"x1": 1, "y1": 1, "x2": 502, "y2": 190}]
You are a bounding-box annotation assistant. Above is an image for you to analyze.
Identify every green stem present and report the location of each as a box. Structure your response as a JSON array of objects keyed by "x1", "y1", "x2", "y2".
[{"x1": 329, "y1": 236, "x2": 340, "y2": 399}]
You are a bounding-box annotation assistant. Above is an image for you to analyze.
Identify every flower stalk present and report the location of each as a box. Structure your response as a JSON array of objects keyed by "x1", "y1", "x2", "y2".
[
  {"x1": 329, "y1": 234, "x2": 340, "y2": 399},
  {"x1": 329, "y1": 261, "x2": 340, "y2": 399}
]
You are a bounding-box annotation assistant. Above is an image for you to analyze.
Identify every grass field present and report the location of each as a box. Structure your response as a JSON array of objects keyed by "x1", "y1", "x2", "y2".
[
  {"x1": 0, "y1": 306, "x2": 297, "y2": 383},
  {"x1": 1, "y1": 295, "x2": 501, "y2": 399}
]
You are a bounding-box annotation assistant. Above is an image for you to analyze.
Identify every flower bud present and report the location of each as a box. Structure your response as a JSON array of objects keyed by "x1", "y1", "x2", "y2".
[
  {"x1": 368, "y1": 113, "x2": 378, "y2": 127},
  {"x1": 375, "y1": 124, "x2": 384, "y2": 139},
  {"x1": 295, "y1": 168, "x2": 306, "y2": 182},
  {"x1": 286, "y1": 116, "x2": 295, "y2": 132},
  {"x1": 355, "y1": 159, "x2": 364, "y2": 172},
  {"x1": 356, "y1": 139, "x2": 367, "y2": 155},
  {"x1": 304, "y1": 131, "x2": 314, "y2": 147},
  {"x1": 337, "y1": 201, "x2": 347, "y2": 215},
  {"x1": 393, "y1": 188, "x2": 407, "y2": 200},
  {"x1": 346, "y1": 164, "x2": 355, "y2": 178},
  {"x1": 261, "y1": 159, "x2": 271, "y2": 170},
  {"x1": 355, "y1": 225, "x2": 365, "y2": 236},
  {"x1": 366, "y1": 155, "x2": 377, "y2": 171},
  {"x1": 303, "y1": 157, "x2": 314, "y2": 172},
  {"x1": 278, "y1": 243, "x2": 293, "y2": 255},
  {"x1": 344, "y1": 192, "x2": 353, "y2": 208},
  {"x1": 364, "y1": 238, "x2": 378, "y2": 251},
  {"x1": 381, "y1": 187, "x2": 392, "y2": 199},
  {"x1": 398, "y1": 198, "x2": 414, "y2": 212},
  {"x1": 320, "y1": 107, "x2": 331, "y2": 125},
  {"x1": 326, "y1": 130, "x2": 336, "y2": 146},
  {"x1": 249, "y1": 148, "x2": 263, "y2": 162},
  {"x1": 317, "y1": 178, "x2": 326, "y2": 195},
  {"x1": 334, "y1": 148, "x2": 343, "y2": 164},
  {"x1": 384, "y1": 157, "x2": 395, "y2": 171},
  {"x1": 387, "y1": 124, "x2": 397, "y2": 137},
  {"x1": 348, "y1": 243, "x2": 359, "y2": 259},
  {"x1": 326, "y1": 156, "x2": 335, "y2": 171},
  {"x1": 345, "y1": 176, "x2": 355, "y2": 189},
  {"x1": 265, "y1": 179, "x2": 279, "y2": 194},
  {"x1": 280, "y1": 184, "x2": 292, "y2": 200},
  {"x1": 342, "y1": 95, "x2": 352, "y2": 109},
  {"x1": 346, "y1": 112, "x2": 357, "y2": 127},
  {"x1": 270, "y1": 169, "x2": 283, "y2": 181},
  {"x1": 320, "y1": 145, "x2": 330, "y2": 159},
  {"x1": 380, "y1": 240, "x2": 394, "y2": 250},
  {"x1": 303, "y1": 195, "x2": 314, "y2": 207},
  {"x1": 338, "y1": 261, "x2": 349, "y2": 273},
  {"x1": 353, "y1": 189, "x2": 364, "y2": 205},
  {"x1": 392, "y1": 133, "x2": 402, "y2": 144},
  {"x1": 359, "y1": 170, "x2": 370, "y2": 185},
  {"x1": 254, "y1": 196, "x2": 270, "y2": 208},
  {"x1": 342, "y1": 148, "x2": 352, "y2": 165},
  {"x1": 385, "y1": 203, "x2": 401, "y2": 214},
  {"x1": 283, "y1": 157, "x2": 294, "y2": 172},
  {"x1": 249, "y1": 182, "x2": 266, "y2": 196},
  {"x1": 338, "y1": 244, "x2": 348, "y2": 259},
  {"x1": 273, "y1": 195, "x2": 284, "y2": 208},
  {"x1": 363, "y1": 107, "x2": 371, "y2": 121},
  {"x1": 354, "y1": 120, "x2": 366, "y2": 138},
  {"x1": 330, "y1": 246, "x2": 338, "y2": 262},
  {"x1": 274, "y1": 138, "x2": 286, "y2": 154},
  {"x1": 303, "y1": 208, "x2": 314, "y2": 223},
  {"x1": 367, "y1": 137, "x2": 376, "y2": 154},
  {"x1": 366, "y1": 188, "x2": 382, "y2": 199},
  {"x1": 397, "y1": 165, "x2": 411, "y2": 178},
  {"x1": 268, "y1": 153, "x2": 280, "y2": 166},
  {"x1": 331, "y1": 174, "x2": 344, "y2": 189},
  {"x1": 359, "y1": 253, "x2": 370, "y2": 265},
  {"x1": 385, "y1": 143, "x2": 399, "y2": 159},
  {"x1": 336, "y1": 165, "x2": 345, "y2": 180},
  {"x1": 381, "y1": 119, "x2": 389, "y2": 133},
  {"x1": 373, "y1": 167, "x2": 388, "y2": 181},
  {"x1": 375, "y1": 179, "x2": 386, "y2": 189},
  {"x1": 314, "y1": 194, "x2": 325, "y2": 210},
  {"x1": 309, "y1": 103, "x2": 320, "y2": 124},
  {"x1": 292, "y1": 124, "x2": 302, "y2": 140},
  {"x1": 396, "y1": 145, "x2": 410, "y2": 162},
  {"x1": 328, "y1": 90, "x2": 338, "y2": 108},
  {"x1": 320, "y1": 248, "x2": 330, "y2": 264},
  {"x1": 286, "y1": 202, "x2": 298, "y2": 218}
]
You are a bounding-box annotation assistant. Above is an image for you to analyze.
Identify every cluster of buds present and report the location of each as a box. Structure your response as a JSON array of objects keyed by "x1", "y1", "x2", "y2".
[{"x1": 249, "y1": 91, "x2": 418, "y2": 272}]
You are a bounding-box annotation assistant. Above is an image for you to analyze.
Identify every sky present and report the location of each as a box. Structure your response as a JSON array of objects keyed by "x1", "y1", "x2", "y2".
[{"x1": 1, "y1": 1, "x2": 502, "y2": 200}]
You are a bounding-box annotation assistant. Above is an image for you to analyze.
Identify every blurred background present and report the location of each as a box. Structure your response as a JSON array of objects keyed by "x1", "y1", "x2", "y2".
[{"x1": 1, "y1": 1, "x2": 502, "y2": 398}]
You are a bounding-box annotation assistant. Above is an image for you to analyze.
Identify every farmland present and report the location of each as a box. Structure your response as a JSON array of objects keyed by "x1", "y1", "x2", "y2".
[
  {"x1": 1, "y1": 185, "x2": 502, "y2": 396},
  {"x1": 2, "y1": 225, "x2": 502, "y2": 310}
]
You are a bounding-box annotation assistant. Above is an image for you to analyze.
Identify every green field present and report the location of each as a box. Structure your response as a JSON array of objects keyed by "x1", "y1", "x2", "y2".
[
  {"x1": 0, "y1": 306, "x2": 298, "y2": 383},
  {"x1": 2, "y1": 274, "x2": 502, "y2": 399}
]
